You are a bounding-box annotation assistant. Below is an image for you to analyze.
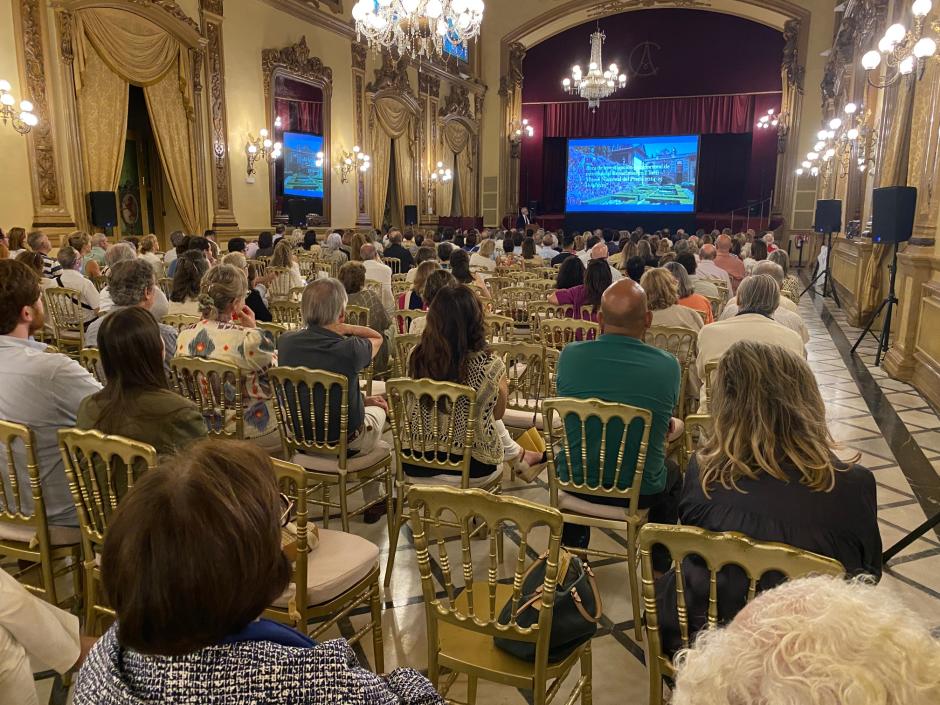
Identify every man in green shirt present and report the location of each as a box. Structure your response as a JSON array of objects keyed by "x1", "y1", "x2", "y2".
[{"x1": 555, "y1": 278, "x2": 682, "y2": 559}]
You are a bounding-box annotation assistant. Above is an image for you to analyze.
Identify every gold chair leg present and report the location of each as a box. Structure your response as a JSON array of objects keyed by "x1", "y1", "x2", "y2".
[
  {"x1": 383, "y1": 464, "x2": 395, "y2": 557},
  {"x1": 581, "y1": 641, "x2": 593, "y2": 705},
  {"x1": 369, "y1": 576, "x2": 385, "y2": 674},
  {"x1": 322, "y1": 484, "x2": 331, "y2": 529},
  {"x1": 467, "y1": 675, "x2": 478, "y2": 705},
  {"x1": 339, "y1": 475, "x2": 351, "y2": 533},
  {"x1": 384, "y1": 494, "x2": 403, "y2": 587},
  {"x1": 648, "y1": 660, "x2": 664, "y2": 705},
  {"x1": 83, "y1": 567, "x2": 96, "y2": 636},
  {"x1": 627, "y1": 523, "x2": 642, "y2": 641}
]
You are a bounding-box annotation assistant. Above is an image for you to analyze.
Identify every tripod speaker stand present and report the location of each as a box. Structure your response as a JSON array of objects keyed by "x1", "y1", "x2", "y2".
[
  {"x1": 801, "y1": 199, "x2": 842, "y2": 306},
  {"x1": 800, "y1": 230, "x2": 841, "y2": 307},
  {"x1": 850, "y1": 242, "x2": 898, "y2": 366}
]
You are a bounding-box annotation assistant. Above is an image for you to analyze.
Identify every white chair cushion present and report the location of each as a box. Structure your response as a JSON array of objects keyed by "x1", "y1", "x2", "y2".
[
  {"x1": 273, "y1": 528, "x2": 379, "y2": 607},
  {"x1": 405, "y1": 466, "x2": 503, "y2": 489},
  {"x1": 368, "y1": 380, "x2": 386, "y2": 397},
  {"x1": 0, "y1": 521, "x2": 81, "y2": 547},
  {"x1": 502, "y1": 406, "x2": 547, "y2": 430},
  {"x1": 557, "y1": 490, "x2": 646, "y2": 522},
  {"x1": 291, "y1": 441, "x2": 391, "y2": 474}
]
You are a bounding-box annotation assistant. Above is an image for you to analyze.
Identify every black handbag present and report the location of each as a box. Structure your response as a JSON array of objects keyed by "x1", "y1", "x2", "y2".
[{"x1": 494, "y1": 549, "x2": 602, "y2": 662}]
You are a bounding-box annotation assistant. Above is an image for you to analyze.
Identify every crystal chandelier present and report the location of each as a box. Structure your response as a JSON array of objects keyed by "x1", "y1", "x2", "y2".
[
  {"x1": 562, "y1": 30, "x2": 627, "y2": 111},
  {"x1": 351, "y1": 0, "x2": 484, "y2": 60}
]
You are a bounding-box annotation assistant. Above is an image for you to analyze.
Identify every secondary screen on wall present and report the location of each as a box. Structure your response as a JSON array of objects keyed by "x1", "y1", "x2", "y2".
[
  {"x1": 283, "y1": 132, "x2": 324, "y2": 199},
  {"x1": 565, "y1": 135, "x2": 700, "y2": 213}
]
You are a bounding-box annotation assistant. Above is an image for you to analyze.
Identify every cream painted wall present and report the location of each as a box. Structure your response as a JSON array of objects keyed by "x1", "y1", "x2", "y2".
[{"x1": 221, "y1": 0, "x2": 359, "y2": 230}]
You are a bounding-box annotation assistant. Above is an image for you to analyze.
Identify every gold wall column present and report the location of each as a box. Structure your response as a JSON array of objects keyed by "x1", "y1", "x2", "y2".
[
  {"x1": 352, "y1": 41, "x2": 370, "y2": 227},
  {"x1": 498, "y1": 41, "x2": 525, "y2": 225},
  {"x1": 418, "y1": 71, "x2": 440, "y2": 223}
]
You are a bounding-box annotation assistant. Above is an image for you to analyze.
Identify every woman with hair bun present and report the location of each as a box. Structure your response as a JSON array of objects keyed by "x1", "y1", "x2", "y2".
[{"x1": 176, "y1": 264, "x2": 279, "y2": 453}]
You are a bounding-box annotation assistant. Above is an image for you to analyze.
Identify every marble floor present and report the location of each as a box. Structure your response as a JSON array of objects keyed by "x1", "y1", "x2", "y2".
[{"x1": 37, "y1": 281, "x2": 940, "y2": 704}]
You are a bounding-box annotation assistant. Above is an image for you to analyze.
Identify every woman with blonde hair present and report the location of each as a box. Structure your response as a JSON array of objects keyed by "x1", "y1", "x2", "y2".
[
  {"x1": 67, "y1": 231, "x2": 103, "y2": 279},
  {"x1": 137, "y1": 234, "x2": 163, "y2": 278},
  {"x1": 398, "y1": 259, "x2": 439, "y2": 311},
  {"x1": 640, "y1": 267, "x2": 703, "y2": 332},
  {"x1": 349, "y1": 231, "x2": 369, "y2": 262},
  {"x1": 176, "y1": 264, "x2": 280, "y2": 453},
  {"x1": 469, "y1": 238, "x2": 497, "y2": 272},
  {"x1": 270, "y1": 239, "x2": 304, "y2": 289},
  {"x1": 655, "y1": 340, "x2": 880, "y2": 655}
]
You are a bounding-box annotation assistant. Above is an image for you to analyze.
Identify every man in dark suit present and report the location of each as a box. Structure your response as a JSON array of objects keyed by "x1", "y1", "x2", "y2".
[
  {"x1": 515, "y1": 207, "x2": 532, "y2": 230},
  {"x1": 383, "y1": 229, "x2": 415, "y2": 273}
]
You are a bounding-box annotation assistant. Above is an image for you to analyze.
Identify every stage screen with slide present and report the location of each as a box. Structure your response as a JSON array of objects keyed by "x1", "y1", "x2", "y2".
[
  {"x1": 565, "y1": 135, "x2": 699, "y2": 213},
  {"x1": 283, "y1": 132, "x2": 324, "y2": 199}
]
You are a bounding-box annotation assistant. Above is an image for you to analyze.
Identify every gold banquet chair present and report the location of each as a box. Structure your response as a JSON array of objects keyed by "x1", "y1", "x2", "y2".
[
  {"x1": 157, "y1": 277, "x2": 173, "y2": 299},
  {"x1": 644, "y1": 326, "x2": 698, "y2": 421},
  {"x1": 682, "y1": 414, "x2": 713, "y2": 473},
  {"x1": 42, "y1": 287, "x2": 85, "y2": 357},
  {"x1": 257, "y1": 321, "x2": 290, "y2": 344},
  {"x1": 539, "y1": 318, "x2": 599, "y2": 351},
  {"x1": 639, "y1": 523, "x2": 845, "y2": 705},
  {"x1": 269, "y1": 367, "x2": 393, "y2": 536},
  {"x1": 345, "y1": 304, "x2": 377, "y2": 394},
  {"x1": 483, "y1": 314, "x2": 516, "y2": 342},
  {"x1": 0, "y1": 421, "x2": 81, "y2": 608},
  {"x1": 395, "y1": 308, "x2": 426, "y2": 334},
  {"x1": 270, "y1": 300, "x2": 304, "y2": 329},
  {"x1": 384, "y1": 378, "x2": 502, "y2": 587},
  {"x1": 381, "y1": 256, "x2": 401, "y2": 274},
  {"x1": 392, "y1": 333, "x2": 421, "y2": 378},
  {"x1": 79, "y1": 347, "x2": 105, "y2": 385},
  {"x1": 409, "y1": 486, "x2": 592, "y2": 705},
  {"x1": 543, "y1": 397, "x2": 653, "y2": 640},
  {"x1": 264, "y1": 458, "x2": 385, "y2": 674},
  {"x1": 169, "y1": 357, "x2": 245, "y2": 440},
  {"x1": 489, "y1": 342, "x2": 558, "y2": 433},
  {"x1": 267, "y1": 267, "x2": 294, "y2": 302},
  {"x1": 58, "y1": 429, "x2": 158, "y2": 634},
  {"x1": 160, "y1": 314, "x2": 200, "y2": 332}
]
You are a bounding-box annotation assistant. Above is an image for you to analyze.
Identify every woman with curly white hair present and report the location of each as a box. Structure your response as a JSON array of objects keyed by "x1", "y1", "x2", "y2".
[{"x1": 672, "y1": 575, "x2": 940, "y2": 705}]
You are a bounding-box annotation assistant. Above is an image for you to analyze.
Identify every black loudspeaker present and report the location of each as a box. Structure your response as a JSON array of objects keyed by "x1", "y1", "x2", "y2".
[
  {"x1": 404, "y1": 205, "x2": 418, "y2": 226},
  {"x1": 813, "y1": 199, "x2": 842, "y2": 233},
  {"x1": 286, "y1": 199, "x2": 309, "y2": 226},
  {"x1": 89, "y1": 191, "x2": 117, "y2": 228},
  {"x1": 528, "y1": 200, "x2": 539, "y2": 216},
  {"x1": 872, "y1": 186, "x2": 916, "y2": 244}
]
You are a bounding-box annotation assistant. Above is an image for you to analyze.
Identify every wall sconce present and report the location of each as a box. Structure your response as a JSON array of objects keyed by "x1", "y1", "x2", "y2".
[
  {"x1": 509, "y1": 118, "x2": 534, "y2": 158},
  {"x1": 0, "y1": 79, "x2": 38, "y2": 135},
  {"x1": 426, "y1": 161, "x2": 453, "y2": 215},
  {"x1": 756, "y1": 108, "x2": 779, "y2": 129},
  {"x1": 336, "y1": 145, "x2": 370, "y2": 184},
  {"x1": 245, "y1": 116, "x2": 283, "y2": 181},
  {"x1": 799, "y1": 102, "x2": 877, "y2": 181},
  {"x1": 860, "y1": 0, "x2": 937, "y2": 87}
]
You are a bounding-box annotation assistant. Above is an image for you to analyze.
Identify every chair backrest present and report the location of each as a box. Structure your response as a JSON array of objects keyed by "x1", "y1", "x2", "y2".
[
  {"x1": 382, "y1": 257, "x2": 401, "y2": 274},
  {"x1": 483, "y1": 314, "x2": 515, "y2": 342},
  {"x1": 267, "y1": 267, "x2": 293, "y2": 301},
  {"x1": 386, "y1": 378, "x2": 478, "y2": 484},
  {"x1": 257, "y1": 321, "x2": 289, "y2": 343},
  {"x1": 543, "y1": 397, "x2": 652, "y2": 512},
  {"x1": 639, "y1": 523, "x2": 845, "y2": 677},
  {"x1": 270, "y1": 301, "x2": 304, "y2": 328},
  {"x1": 345, "y1": 304, "x2": 370, "y2": 328},
  {"x1": 249, "y1": 259, "x2": 269, "y2": 278},
  {"x1": 364, "y1": 279, "x2": 382, "y2": 294},
  {"x1": 79, "y1": 347, "x2": 105, "y2": 384},
  {"x1": 43, "y1": 288, "x2": 85, "y2": 350},
  {"x1": 644, "y1": 326, "x2": 698, "y2": 418},
  {"x1": 392, "y1": 280, "x2": 412, "y2": 298},
  {"x1": 0, "y1": 420, "x2": 48, "y2": 539},
  {"x1": 91, "y1": 274, "x2": 108, "y2": 291},
  {"x1": 528, "y1": 279, "x2": 556, "y2": 292},
  {"x1": 539, "y1": 318, "x2": 599, "y2": 350},
  {"x1": 705, "y1": 295, "x2": 722, "y2": 320},
  {"x1": 490, "y1": 342, "x2": 554, "y2": 415},
  {"x1": 703, "y1": 359, "x2": 720, "y2": 412},
  {"x1": 484, "y1": 276, "x2": 512, "y2": 294},
  {"x1": 289, "y1": 286, "x2": 305, "y2": 303},
  {"x1": 408, "y1": 486, "x2": 564, "y2": 661},
  {"x1": 269, "y1": 367, "x2": 351, "y2": 468},
  {"x1": 296, "y1": 257, "x2": 315, "y2": 280},
  {"x1": 169, "y1": 356, "x2": 244, "y2": 439},
  {"x1": 157, "y1": 278, "x2": 173, "y2": 298},
  {"x1": 266, "y1": 458, "x2": 310, "y2": 623},
  {"x1": 395, "y1": 308, "x2": 426, "y2": 334},
  {"x1": 494, "y1": 286, "x2": 538, "y2": 324},
  {"x1": 683, "y1": 414, "x2": 713, "y2": 465},
  {"x1": 393, "y1": 333, "x2": 421, "y2": 377},
  {"x1": 160, "y1": 314, "x2": 200, "y2": 332},
  {"x1": 313, "y1": 259, "x2": 334, "y2": 279},
  {"x1": 58, "y1": 428, "x2": 158, "y2": 555}
]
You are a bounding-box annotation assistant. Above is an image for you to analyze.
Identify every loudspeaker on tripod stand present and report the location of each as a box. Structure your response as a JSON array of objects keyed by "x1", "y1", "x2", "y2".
[{"x1": 801, "y1": 199, "x2": 843, "y2": 304}]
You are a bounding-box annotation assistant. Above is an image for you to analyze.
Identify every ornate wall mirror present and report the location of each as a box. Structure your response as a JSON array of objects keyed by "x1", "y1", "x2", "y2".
[{"x1": 263, "y1": 37, "x2": 332, "y2": 226}]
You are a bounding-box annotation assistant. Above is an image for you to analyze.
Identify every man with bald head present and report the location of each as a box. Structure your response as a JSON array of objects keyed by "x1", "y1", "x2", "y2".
[
  {"x1": 696, "y1": 244, "x2": 732, "y2": 290},
  {"x1": 554, "y1": 279, "x2": 682, "y2": 559},
  {"x1": 713, "y1": 234, "x2": 746, "y2": 294},
  {"x1": 589, "y1": 241, "x2": 624, "y2": 282}
]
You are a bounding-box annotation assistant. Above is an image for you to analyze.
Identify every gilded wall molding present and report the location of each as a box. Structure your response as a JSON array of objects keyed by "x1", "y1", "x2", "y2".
[
  {"x1": 352, "y1": 41, "x2": 369, "y2": 225},
  {"x1": 255, "y1": 0, "x2": 356, "y2": 39},
  {"x1": 439, "y1": 85, "x2": 472, "y2": 119},
  {"x1": 366, "y1": 52, "x2": 415, "y2": 100},
  {"x1": 262, "y1": 36, "x2": 334, "y2": 104}
]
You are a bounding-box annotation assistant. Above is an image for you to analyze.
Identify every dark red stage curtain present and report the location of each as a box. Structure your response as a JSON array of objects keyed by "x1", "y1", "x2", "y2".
[
  {"x1": 274, "y1": 98, "x2": 322, "y2": 134},
  {"x1": 540, "y1": 93, "x2": 759, "y2": 138}
]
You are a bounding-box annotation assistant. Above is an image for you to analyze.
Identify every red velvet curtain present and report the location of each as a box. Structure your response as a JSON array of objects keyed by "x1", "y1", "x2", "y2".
[
  {"x1": 539, "y1": 93, "x2": 758, "y2": 138},
  {"x1": 274, "y1": 98, "x2": 322, "y2": 134}
]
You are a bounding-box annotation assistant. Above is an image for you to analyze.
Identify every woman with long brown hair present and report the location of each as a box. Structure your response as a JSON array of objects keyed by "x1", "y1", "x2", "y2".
[
  {"x1": 655, "y1": 340, "x2": 880, "y2": 655},
  {"x1": 76, "y1": 307, "x2": 206, "y2": 454},
  {"x1": 406, "y1": 285, "x2": 543, "y2": 480}
]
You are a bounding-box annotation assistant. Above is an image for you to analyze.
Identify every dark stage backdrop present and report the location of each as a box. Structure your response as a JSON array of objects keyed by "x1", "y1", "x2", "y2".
[{"x1": 519, "y1": 9, "x2": 783, "y2": 219}]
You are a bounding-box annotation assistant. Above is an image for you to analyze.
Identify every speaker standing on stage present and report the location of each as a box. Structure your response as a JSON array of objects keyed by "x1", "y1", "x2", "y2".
[{"x1": 516, "y1": 207, "x2": 531, "y2": 229}]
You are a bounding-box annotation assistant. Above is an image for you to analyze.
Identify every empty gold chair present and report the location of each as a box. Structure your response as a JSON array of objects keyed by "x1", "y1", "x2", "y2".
[
  {"x1": 539, "y1": 318, "x2": 599, "y2": 350},
  {"x1": 169, "y1": 357, "x2": 245, "y2": 440},
  {"x1": 42, "y1": 288, "x2": 85, "y2": 356},
  {"x1": 79, "y1": 347, "x2": 105, "y2": 384},
  {"x1": 381, "y1": 256, "x2": 401, "y2": 274},
  {"x1": 264, "y1": 458, "x2": 385, "y2": 673},
  {"x1": 270, "y1": 300, "x2": 304, "y2": 329},
  {"x1": 392, "y1": 333, "x2": 420, "y2": 378},
  {"x1": 268, "y1": 367, "x2": 393, "y2": 537},
  {"x1": 58, "y1": 428, "x2": 158, "y2": 634},
  {"x1": 483, "y1": 314, "x2": 516, "y2": 342},
  {"x1": 267, "y1": 267, "x2": 294, "y2": 302},
  {"x1": 160, "y1": 314, "x2": 200, "y2": 332},
  {"x1": 91, "y1": 274, "x2": 108, "y2": 292},
  {"x1": 409, "y1": 486, "x2": 592, "y2": 705},
  {"x1": 639, "y1": 523, "x2": 844, "y2": 705},
  {"x1": 395, "y1": 308, "x2": 426, "y2": 334},
  {"x1": 489, "y1": 342, "x2": 557, "y2": 432},
  {"x1": 249, "y1": 258, "x2": 269, "y2": 279},
  {"x1": 543, "y1": 397, "x2": 653, "y2": 639},
  {"x1": 384, "y1": 378, "x2": 501, "y2": 587},
  {"x1": 0, "y1": 420, "x2": 81, "y2": 607}
]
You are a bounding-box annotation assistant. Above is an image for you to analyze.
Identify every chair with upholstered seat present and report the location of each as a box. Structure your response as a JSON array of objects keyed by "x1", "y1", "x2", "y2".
[
  {"x1": 169, "y1": 357, "x2": 245, "y2": 440},
  {"x1": 267, "y1": 267, "x2": 293, "y2": 302},
  {"x1": 483, "y1": 314, "x2": 516, "y2": 342},
  {"x1": 489, "y1": 342, "x2": 558, "y2": 433},
  {"x1": 543, "y1": 397, "x2": 653, "y2": 639},
  {"x1": 539, "y1": 318, "x2": 599, "y2": 350},
  {"x1": 270, "y1": 300, "x2": 304, "y2": 329},
  {"x1": 639, "y1": 523, "x2": 845, "y2": 705},
  {"x1": 384, "y1": 378, "x2": 503, "y2": 587},
  {"x1": 58, "y1": 429, "x2": 158, "y2": 634},
  {"x1": 681, "y1": 414, "x2": 712, "y2": 473},
  {"x1": 268, "y1": 367, "x2": 392, "y2": 538},
  {"x1": 78, "y1": 347, "x2": 105, "y2": 384},
  {"x1": 264, "y1": 458, "x2": 385, "y2": 673},
  {"x1": 42, "y1": 288, "x2": 85, "y2": 357},
  {"x1": 408, "y1": 485, "x2": 592, "y2": 705},
  {"x1": 160, "y1": 314, "x2": 200, "y2": 332},
  {"x1": 395, "y1": 308, "x2": 426, "y2": 334},
  {"x1": 392, "y1": 333, "x2": 420, "y2": 378},
  {"x1": 0, "y1": 420, "x2": 81, "y2": 608}
]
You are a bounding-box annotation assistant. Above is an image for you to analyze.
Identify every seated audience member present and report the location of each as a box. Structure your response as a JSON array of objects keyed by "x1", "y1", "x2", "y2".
[
  {"x1": 87, "y1": 260, "x2": 178, "y2": 373},
  {"x1": 539, "y1": 232, "x2": 560, "y2": 260},
  {"x1": 0, "y1": 567, "x2": 88, "y2": 705},
  {"x1": 406, "y1": 245, "x2": 438, "y2": 283},
  {"x1": 437, "y1": 241, "x2": 454, "y2": 263},
  {"x1": 321, "y1": 232, "x2": 349, "y2": 267},
  {"x1": 407, "y1": 269, "x2": 456, "y2": 337},
  {"x1": 549, "y1": 258, "x2": 611, "y2": 322},
  {"x1": 339, "y1": 261, "x2": 392, "y2": 373},
  {"x1": 665, "y1": 261, "x2": 713, "y2": 324},
  {"x1": 551, "y1": 234, "x2": 578, "y2": 267},
  {"x1": 694, "y1": 274, "x2": 804, "y2": 405},
  {"x1": 407, "y1": 285, "x2": 544, "y2": 481},
  {"x1": 254, "y1": 230, "x2": 275, "y2": 258},
  {"x1": 271, "y1": 240, "x2": 305, "y2": 290},
  {"x1": 222, "y1": 254, "x2": 273, "y2": 323},
  {"x1": 469, "y1": 238, "x2": 497, "y2": 271},
  {"x1": 8, "y1": 227, "x2": 28, "y2": 258},
  {"x1": 450, "y1": 249, "x2": 491, "y2": 300},
  {"x1": 496, "y1": 236, "x2": 519, "y2": 267},
  {"x1": 671, "y1": 576, "x2": 938, "y2": 705},
  {"x1": 720, "y1": 262, "x2": 807, "y2": 342},
  {"x1": 676, "y1": 253, "x2": 719, "y2": 299},
  {"x1": 98, "y1": 243, "x2": 170, "y2": 319},
  {"x1": 67, "y1": 231, "x2": 102, "y2": 279},
  {"x1": 72, "y1": 439, "x2": 442, "y2": 705},
  {"x1": 27, "y1": 230, "x2": 61, "y2": 279},
  {"x1": 589, "y1": 242, "x2": 624, "y2": 282},
  {"x1": 0, "y1": 260, "x2": 101, "y2": 528},
  {"x1": 520, "y1": 237, "x2": 543, "y2": 268},
  {"x1": 226, "y1": 237, "x2": 247, "y2": 254},
  {"x1": 138, "y1": 234, "x2": 163, "y2": 277},
  {"x1": 743, "y1": 238, "x2": 768, "y2": 276},
  {"x1": 554, "y1": 256, "x2": 585, "y2": 291},
  {"x1": 53, "y1": 245, "x2": 100, "y2": 324},
  {"x1": 163, "y1": 231, "x2": 185, "y2": 265},
  {"x1": 177, "y1": 265, "x2": 279, "y2": 453},
  {"x1": 641, "y1": 268, "x2": 704, "y2": 332},
  {"x1": 87, "y1": 232, "x2": 109, "y2": 268},
  {"x1": 301, "y1": 230, "x2": 320, "y2": 258},
  {"x1": 360, "y1": 243, "x2": 394, "y2": 311},
  {"x1": 77, "y1": 307, "x2": 206, "y2": 454},
  {"x1": 577, "y1": 235, "x2": 600, "y2": 265},
  {"x1": 769, "y1": 249, "x2": 801, "y2": 304},
  {"x1": 714, "y1": 234, "x2": 746, "y2": 293},
  {"x1": 554, "y1": 279, "x2": 681, "y2": 560},
  {"x1": 657, "y1": 342, "x2": 881, "y2": 657},
  {"x1": 637, "y1": 239, "x2": 658, "y2": 268},
  {"x1": 383, "y1": 229, "x2": 415, "y2": 273},
  {"x1": 398, "y1": 259, "x2": 439, "y2": 312},
  {"x1": 167, "y1": 236, "x2": 210, "y2": 278},
  {"x1": 625, "y1": 255, "x2": 646, "y2": 283},
  {"x1": 167, "y1": 250, "x2": 209, "y2": 317},
  {"x1": 695, "y1": 244, "x2": 732, "y2": 290}
]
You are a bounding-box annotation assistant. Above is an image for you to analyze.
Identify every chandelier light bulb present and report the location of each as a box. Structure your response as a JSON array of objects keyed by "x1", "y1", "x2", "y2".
[
  {"x1": 913, "y1": 0, "x2": 933, "y2": 17},
  {"x1": 619, "y1": 74, "x2": 626, "y2": 84},
  {"x1": 844, "y1": 102, "x2": 857, "y2": 114},
  {"x1": 18, "y1": 99, "x2": 32, "y2": 113},
  {"x1": 802, "y1": 160, "x2": 812, "y2": 168},
  {"x1": 259, "y1": 128, "x2": 268, "y2": 138},
  {"x1": 861, "y1": 50, "x2": 882, "y2": 70},
  {"x1": 847, "y1": 128, "x2": 860, "y2": 140},
  {"x1": 885, "y1": 23, "x2": 907, "y2": 44},
  {"x1": 452, "y1": 0, "x2": 468, "y2": 12},
  {"x1": 273, "y1": 142, "x2": 282, "y2": 151},
  {"x1": 262, "y1": 138, "x2": 272, "y2": 148},
  {"x1": 814, "y1": 141, "x2": 826, "y2": 151},
  {"x1": 563, "y1": 78, "x2": 571, "y2": 87},
  {"x1": 807, "y1": 151, "x2": 819, "y2": 160},
  {"x1": 913, "y1": 37, "x2": 937, "y2": 58},
  {"x1": 401, "y1": 0, "x2": 419, "y2": 13},
  {"x1": 827, "y1": 130, "x2": 836, "y2": 139},
  {"x1": 899, "y1": 55, "x2": 916, "y2": 74},
  {"x1": 22, "y1": 112, "x2": 38, "y2": 126},
  {"x1": 0, "y1": 79, "x2": 10, "y2": 92},
  {"x1": 1, "y1": 93, "x2": 15, "y2": 106},
  {"x1": 811, "y1": 166, "x2": 819, "y2": 176},
  {"x1": 817, "y1": 129, "x2": 829, "y2": 141},
  {"x1": 589, "y1": 62, "x2": 598, "y2": 70},
  {"x1": 828, "y1": 117, "x2": 842, "y2": 130},
  {"x1": 437, "y1": 161, "x2": 444, "y2": 168},
  {"x1": 572, "y1": 65, "x2": 581, "y2": 74},
  {"x1": 795, "y1": 168, "x2": 804, "y2": 175},
  {"x1": 825, "y1": 148, "x2": 836, "y2": 158},
  {"x1": 247, "y1": 144, "x2": 258, "y2": 154},
  {"x1": 878, "y1": 36, "x2": 896, "y2": 53}
]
